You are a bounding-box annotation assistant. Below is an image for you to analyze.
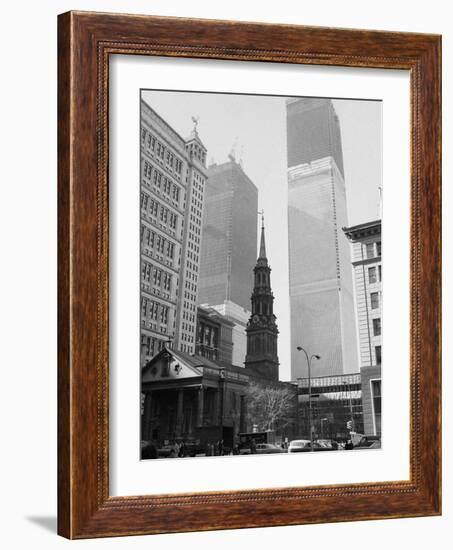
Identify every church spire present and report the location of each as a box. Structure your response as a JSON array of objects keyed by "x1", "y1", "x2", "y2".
[
  {"x1": 257, "y1": 210, "x2": 268, "y2": 266},
  {"x1": 244, "y1": 210, "x2": 279, "y2": 382},
  {"x1": 258, "y1": 211, "x2": 267, "y2": 260}
]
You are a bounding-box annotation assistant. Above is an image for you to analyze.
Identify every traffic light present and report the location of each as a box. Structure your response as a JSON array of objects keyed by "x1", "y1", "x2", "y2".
[{"x1": 346, "y1": 420, "x2": 353, "y2": 430}]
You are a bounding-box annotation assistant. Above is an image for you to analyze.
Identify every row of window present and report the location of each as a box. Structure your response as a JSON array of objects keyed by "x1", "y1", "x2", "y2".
[
  {"x1": 141, "y1": 192, "x2": 178, "y2": 230},
  {"x1": 372, "y1": 317, "x2": 381, "y2": 336},
  {"x1": 183, "y1": 300, "x2": 196, "y2": 313},
  {"x1": 186, "y1": 260, "x2": 199, "y2": 274},
  {"x1": 141, "y1": 297, "x2": 170, "y2": 325},
  {"x1": 192, "y1": 175, "x2": 205, "y2": 196},
  {"x1": 141, "y1": 127, "x2": 183, "y2": 174},
  {"x1": 183, "y1": 290, "x2": 197, "y2": 302},
  {"x1": 189, "y1": 211, "x2": 202, "y2": 227},
  {"x1": 143, "y1": 161, "x2": 181, "y2": 203},
  {"x1": 141, "y1": 261, "x2": 172, "y2": 291},
  {"x1": 186, "y1": 269, "x2": 198, "y2": 283},
  {"x1": 182, "y1": 310, "x2": 195, "y2": 323},
  {"x1": 189, "y1": 224, "x2": 201, "y2": 238},
  {"x1": 365, "y1": 241, "x2": 382, "y2": 259},
  {"x1": 197, "y1": 322, "x2": 219, "y2": 349},
  {"x1": 141, "y1": 334, "x2": 165, "y2": 357},
  {"x1": 141, "y1": 225, "x2": 176, "y2": 259},
  {"x1": 181, "y1": 332, "x2": 195, "y2": 343},
  {"x1": 187, "y1": 250, "x2": 199, "y2": 264},
  {"x1": 187, "y1": 238, "x2": 200, "y2": 255},
  {"x1": 375, "y1": 345, "x2": 382, "y2": 365},
  {"x1": 185, "y1": 279, "x2": 197, "y2": 293},
  {"x1": 368, "y1": 265, "x2": 382, "y2": 284},
  {"x1": 186, "y1": 141, "x2": 206, "y2": 165},
  {"x1": 181, "y1": 321, "x2": 195, "y2": 333},
  {"x1": 192, "y1": 196, "x2": 203, "y2": 212},
  {"x1": 370, "y1": 291, "x2": 381, "y2": 310}
]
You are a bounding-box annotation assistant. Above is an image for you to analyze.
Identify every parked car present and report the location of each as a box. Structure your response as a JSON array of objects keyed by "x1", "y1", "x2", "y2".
[
  {"x1": 316, "y1": 439, "x2": 334, "y2": 450},
  {"x1": 288, "y1": 439, "x2": 336, "y2": 452},
  {"x1": 289, "y1": 440, "x2": 316, "y2": 452},
  {"x1": 354, "y1": 435, "x2": 381, "y2": 449},
  {"x1": 157, "y1": 444, "x2": 175, "y2": 458},
  {"x1": 182, "y1": 441, "x2": 206, "y2": 457}
]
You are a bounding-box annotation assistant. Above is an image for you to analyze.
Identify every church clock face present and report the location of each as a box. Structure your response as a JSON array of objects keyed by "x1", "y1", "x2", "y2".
[{"x1": 253, "y1": 314, "x2": 260, "y2": 323}]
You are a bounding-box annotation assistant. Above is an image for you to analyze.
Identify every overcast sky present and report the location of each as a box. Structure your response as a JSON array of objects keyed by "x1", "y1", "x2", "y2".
[{"x1": 142, "y1": 90, "x2": 382, "y2": 381}]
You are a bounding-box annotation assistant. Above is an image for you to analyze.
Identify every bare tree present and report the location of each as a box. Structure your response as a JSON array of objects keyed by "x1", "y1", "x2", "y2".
[{"x1": 245, "y1": 382, "x2": 296, "y2": 432}]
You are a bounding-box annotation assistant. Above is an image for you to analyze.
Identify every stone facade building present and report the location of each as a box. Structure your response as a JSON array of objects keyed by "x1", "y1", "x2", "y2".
[
  {"x1": 140, "y1": 100, "x2": 208, "y2": 365},
  {"x1": 141, "y1": 347, "x2": 249, "y2": 448},
  {"x1": 195, "y1": 305, "x2": 234, "y2": 364},
  {"x1": 210, "y1": 300, "x2": 249, "y2": 367},
  {"x1": 343, "y1": 219, "x2": 382, "y2": 435},
  {"x1": 343, "y1": 220, "x2": 382, "y2": 369}
]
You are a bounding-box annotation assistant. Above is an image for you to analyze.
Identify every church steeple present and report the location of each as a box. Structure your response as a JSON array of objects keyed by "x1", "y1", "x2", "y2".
[
  {"x1": 258, "y1": 212, "x2": 267, "y2": 262},
  {"x1": 244, "y1": 212, "x2": 279, "y2": 382}
]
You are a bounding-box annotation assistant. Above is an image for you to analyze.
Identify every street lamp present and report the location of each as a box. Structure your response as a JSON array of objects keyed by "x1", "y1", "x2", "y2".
[
  {"x1": 320, "y1": 418, "x2": 328, "y2": 440},
  {"x1": 296, "y1": 346, "x2": 321, "y2": 451},
  {"x1": 343, "y1": 380, "x2": 354, "y2": 433}
]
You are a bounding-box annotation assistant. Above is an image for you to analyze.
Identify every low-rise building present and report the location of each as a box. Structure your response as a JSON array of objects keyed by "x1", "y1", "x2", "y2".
[
  {"x1": 297, "y1": 373, "x2": 364, "y2": 440},
  {"x1": 195, "y1": 305, "x2": 234, "y2": 364}
]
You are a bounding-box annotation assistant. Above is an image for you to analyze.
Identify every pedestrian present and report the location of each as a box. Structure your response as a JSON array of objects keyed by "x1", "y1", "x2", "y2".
[
  {"x1": 179, "y1": 440, "x2": 185, "y2": 457},
  {"x1": 331, "y1": 440, "x2": 338, "y2": 450},
  {"x1": 172, "y1": 440, "x2": 180, "y2": 457},
  {"x1": 218, "y1": 439, "x2": 224, "y2": 456},
  {"x1": 345, "y1": 439, "x2": 354, "y2": 450},
  {"x1": 250, "y1": 438, "x2": 257, "y2": 454}
]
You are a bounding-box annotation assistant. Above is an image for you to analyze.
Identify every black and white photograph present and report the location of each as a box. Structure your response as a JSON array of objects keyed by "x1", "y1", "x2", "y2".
[{"x1": 139, "y1": 90, "x2": 382, "y2": 460}]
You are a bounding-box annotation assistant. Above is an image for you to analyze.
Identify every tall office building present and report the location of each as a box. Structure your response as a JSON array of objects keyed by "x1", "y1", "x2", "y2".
[
  {"x1": 198, "y1": 159, "x2": 258, "y2": 311},
  {"x1": 287, "y1": 98, "x2": 344, "y2": 178},
  {"x1": 198, "y1": 159, "x2": 258, "y2": 367},
  {"x1": 286, "y1": 98, "x2": 358, "y2": 379},
  {"x1": 140, "y1": 100, "x2": 208, "y2": 365}
]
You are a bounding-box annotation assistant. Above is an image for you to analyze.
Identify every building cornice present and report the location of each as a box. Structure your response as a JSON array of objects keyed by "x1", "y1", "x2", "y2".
[{"x1": 343, "y1": 219, "x2": 382, "y2": 241}]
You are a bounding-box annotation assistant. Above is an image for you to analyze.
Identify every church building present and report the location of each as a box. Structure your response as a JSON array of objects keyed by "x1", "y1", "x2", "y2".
[
  {"x1": 244, "y1": 216, "x2": 279, "y2": 382},
  {"x1": 141, "y1": 216, "x2": 297, "y2": 452}
]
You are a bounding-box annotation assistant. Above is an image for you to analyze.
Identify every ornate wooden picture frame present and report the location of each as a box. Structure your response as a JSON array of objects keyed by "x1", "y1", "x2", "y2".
[{"x1": 58, "y1": 11, "x2": 441, "y2": 539}]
